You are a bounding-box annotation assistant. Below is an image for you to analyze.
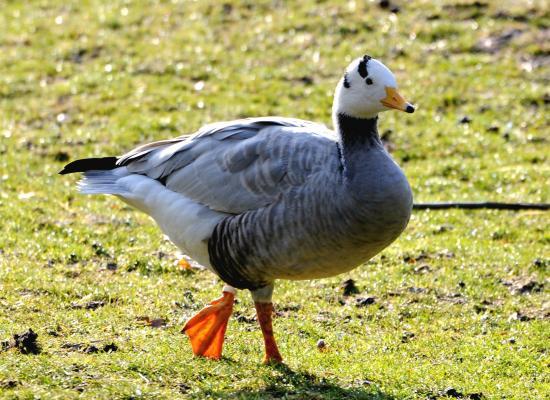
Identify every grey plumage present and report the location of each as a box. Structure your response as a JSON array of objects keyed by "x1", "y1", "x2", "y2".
[
  {"x1": 118, "y1": 117, "x2": 337, "y2": 214},
  {"x1": 202, "y1": 116, "x2": 411, "y2": 289},
  {"x1": 70, "y1": 116, "x2": 412, "y2": 290},
  {"x1": 64, "y1": 57, "x2": 415, "y2": 294}
]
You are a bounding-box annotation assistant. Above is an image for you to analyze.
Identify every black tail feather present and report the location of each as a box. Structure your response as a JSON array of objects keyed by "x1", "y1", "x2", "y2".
[{"x1": 59, "y1": 157, "x2": 118, "y2": 175}]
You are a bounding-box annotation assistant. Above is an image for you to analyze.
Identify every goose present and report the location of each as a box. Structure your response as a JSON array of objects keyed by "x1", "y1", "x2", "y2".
[{"x1": 61, "y1": 55, "x2": 415, "y2": 364}]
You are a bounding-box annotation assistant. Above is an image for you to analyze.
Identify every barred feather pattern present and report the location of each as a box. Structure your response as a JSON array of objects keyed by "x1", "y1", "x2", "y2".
[{"x1": 69, "y1": 116, "x2": 412, "y2": 289}]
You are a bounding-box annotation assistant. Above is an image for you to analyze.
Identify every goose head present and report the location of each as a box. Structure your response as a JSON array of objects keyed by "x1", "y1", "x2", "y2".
[{"x1": 333, "y1": 55, "x2": 415, "y2": 120}]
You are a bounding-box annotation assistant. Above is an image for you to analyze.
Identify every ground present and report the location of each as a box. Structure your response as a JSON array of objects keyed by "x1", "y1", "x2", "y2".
[{"x1": 0, "y1": 0, "x2": 548, "y2": 399}]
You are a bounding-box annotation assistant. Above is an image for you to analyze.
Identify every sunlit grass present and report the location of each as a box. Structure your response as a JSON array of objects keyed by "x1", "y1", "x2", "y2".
[{"x1": 0, "y1": 0, "x2": 548, "y2": 399}]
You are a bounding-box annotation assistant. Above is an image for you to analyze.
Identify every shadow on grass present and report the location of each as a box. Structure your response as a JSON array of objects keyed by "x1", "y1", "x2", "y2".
[{"x1": 205, "y1": 363, "x2": 396, "y2": 400}]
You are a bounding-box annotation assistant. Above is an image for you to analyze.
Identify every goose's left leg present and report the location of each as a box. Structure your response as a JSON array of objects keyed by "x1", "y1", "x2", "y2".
[
  {"x1": 182, "y1": 285, "x2": 236, "y2": 360},
  {"x1": 252, "y1": 284, "x2": 283, "y2": 364}
]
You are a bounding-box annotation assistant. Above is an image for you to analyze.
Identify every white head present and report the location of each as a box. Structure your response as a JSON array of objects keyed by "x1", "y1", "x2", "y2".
[{"x1": 333, "y1": 55, "x2": 415, "y2": 119}]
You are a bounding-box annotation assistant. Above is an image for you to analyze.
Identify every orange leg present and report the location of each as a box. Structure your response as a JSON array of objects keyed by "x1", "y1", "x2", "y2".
[
  {"x1": 182, "y1": 289, "x2": 235, "y2": 360},
  {"x1": 255, "y1": 302, "x2": 283, "y2": 364}
]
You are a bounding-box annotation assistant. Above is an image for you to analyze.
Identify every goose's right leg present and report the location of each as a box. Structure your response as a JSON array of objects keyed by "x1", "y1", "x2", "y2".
[{"x1": 182, "y1": 285, "x2": 236, "y2": 360}]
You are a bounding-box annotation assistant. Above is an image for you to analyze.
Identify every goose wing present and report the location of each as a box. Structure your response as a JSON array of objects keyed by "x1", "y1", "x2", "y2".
[{"x1": 117, "y1": 117, "x2": 338, "y2": 214}]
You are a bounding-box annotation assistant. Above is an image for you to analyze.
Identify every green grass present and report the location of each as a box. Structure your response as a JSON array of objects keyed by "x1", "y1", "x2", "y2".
[{"x1": 1, "y1": 0, "x2": 549, "y2": 398}]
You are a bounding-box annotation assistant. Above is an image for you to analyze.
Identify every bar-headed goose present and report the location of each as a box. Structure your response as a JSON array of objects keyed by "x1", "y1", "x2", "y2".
[{"x1": 61, "y1": 55, "x2": 415, "y2": 363}]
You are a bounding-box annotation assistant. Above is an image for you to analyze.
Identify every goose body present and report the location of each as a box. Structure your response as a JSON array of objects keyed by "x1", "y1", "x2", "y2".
[{"x1": 61, "y1": 55, "x2": 415, "y2": 362}]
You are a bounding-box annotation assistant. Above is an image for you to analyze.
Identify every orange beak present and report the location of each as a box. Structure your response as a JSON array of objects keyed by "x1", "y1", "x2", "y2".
[{"x1": 381, "y1": 87, "x2": 415, "y2": 113}]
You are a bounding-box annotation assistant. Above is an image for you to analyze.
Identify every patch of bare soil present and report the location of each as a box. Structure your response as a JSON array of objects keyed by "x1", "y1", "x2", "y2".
[
  {"x1": 2, "y1": 329, "x2": 41, "y2": 355},
  {"x1": 473, "y1": 29, "x2": 523, "y2": 53},
  {"x1": 501, "y1": 276, "x2": 544, "y2": 295}
]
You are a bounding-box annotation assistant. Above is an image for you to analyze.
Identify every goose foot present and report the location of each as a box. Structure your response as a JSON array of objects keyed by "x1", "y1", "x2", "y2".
[
  {"x1": 182, "y1": 287, "x2": 235, "y2": 359},
  {"x1": 255, "y1": 302, "x2": 283, "y2": 364}
]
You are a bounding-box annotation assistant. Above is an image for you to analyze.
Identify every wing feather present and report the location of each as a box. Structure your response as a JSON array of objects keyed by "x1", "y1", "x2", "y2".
[{"x1": 118, "y1": 117, "x2": 337, "y2": 213}]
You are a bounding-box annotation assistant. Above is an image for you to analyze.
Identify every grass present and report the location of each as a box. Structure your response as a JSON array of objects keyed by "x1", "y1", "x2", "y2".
[{"x1": 0, "y1": 0, "x2": 548, "y2": 398}]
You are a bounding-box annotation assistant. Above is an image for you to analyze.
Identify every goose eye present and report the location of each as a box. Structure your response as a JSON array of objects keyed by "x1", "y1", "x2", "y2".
[{"x1": 366, "y1": 78, "x2": 373, "y2": 85}]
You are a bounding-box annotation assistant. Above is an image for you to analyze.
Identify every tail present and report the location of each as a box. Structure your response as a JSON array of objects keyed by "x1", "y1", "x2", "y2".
[
  {"x1": 78, "y1": 170, "x2": 133, "y2": 195},
  {"x1": 59, "y1": 157, "x2": 118, "y2": 175},
  {"x1": 60, "y1": 157, "x2": 130, "y2": 196}
]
